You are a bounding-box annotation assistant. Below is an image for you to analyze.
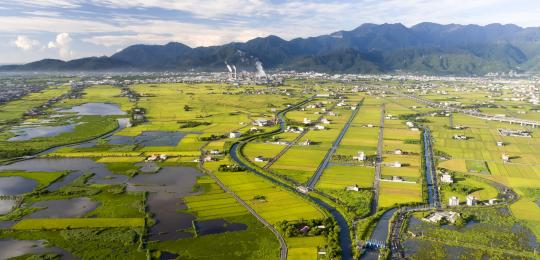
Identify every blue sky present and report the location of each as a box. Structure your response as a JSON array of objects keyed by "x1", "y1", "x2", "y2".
[{"x1": 2, "y1": 0, "x2": 540, "y2": 64}]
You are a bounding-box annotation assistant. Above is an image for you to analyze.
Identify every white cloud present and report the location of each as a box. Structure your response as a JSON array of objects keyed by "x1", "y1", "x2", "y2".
[
  {"x1": 13, "y1": 35, "x2": 40, "y2": 50},
  {"x1": 48, "y1": 32, "x2": 73, "y2": 59}
]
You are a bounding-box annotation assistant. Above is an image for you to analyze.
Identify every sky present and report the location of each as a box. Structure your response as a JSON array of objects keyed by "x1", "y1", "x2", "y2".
[{"x1": 2, "y1": 0, "x2": 540, "y2": 64}]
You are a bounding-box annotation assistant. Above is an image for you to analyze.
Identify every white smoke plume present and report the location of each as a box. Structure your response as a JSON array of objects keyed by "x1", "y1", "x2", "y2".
[
  {"x1": 225, "y1": 62, "x2": 232, "y2": 73},
  {"x1": 255, "y1": 61, "x2": 266, "y2": 78}
]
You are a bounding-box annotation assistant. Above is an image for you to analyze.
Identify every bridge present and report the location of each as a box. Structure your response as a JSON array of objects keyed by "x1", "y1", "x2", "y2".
[{"x1": 365, "y1": 239, "x2": 386, "y2": 249}]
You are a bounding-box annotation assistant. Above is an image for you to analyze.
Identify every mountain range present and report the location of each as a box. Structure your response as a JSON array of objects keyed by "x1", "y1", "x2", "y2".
[{"x1": 4, "y1": 22, "x2": 540, "y2": 75}]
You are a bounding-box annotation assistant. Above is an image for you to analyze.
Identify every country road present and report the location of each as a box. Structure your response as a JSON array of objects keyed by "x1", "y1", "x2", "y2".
[
  {"x1": 306, "y1": 99, "x2": 363, "y2": 189},
  {"x1": 370, "y1": 103, "x2": 385, "y2": 215}
]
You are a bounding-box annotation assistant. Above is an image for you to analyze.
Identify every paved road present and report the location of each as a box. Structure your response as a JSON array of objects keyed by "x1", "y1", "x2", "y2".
[
  {"x1": 423, "y1": 128, "x2": 441, "y2": 208},
  {"x1": 370, "y1": 103, "x2": 385, "y2": 215},
  {"x1": 264, "y1": 101, "x2": 337, "y2": 171},
  {"x1": 306, "y1": 99, "x2": 363, "y2": 189}
]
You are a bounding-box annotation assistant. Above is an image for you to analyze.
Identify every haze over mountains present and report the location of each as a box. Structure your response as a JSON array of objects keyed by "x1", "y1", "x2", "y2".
[{"x1": 3, "y1": 22, "x2": 540, "y2": 75}]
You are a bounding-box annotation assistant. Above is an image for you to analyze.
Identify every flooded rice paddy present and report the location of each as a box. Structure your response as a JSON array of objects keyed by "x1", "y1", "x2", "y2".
[
  {"x1": 58, "y1": 103, "x2": 126, "y2": 116},
  {"x1": 25, "y1": 198, "x2": 99, "y2": 219},
  {"x1": 8, "y1": 123, "x2": 80, "y2": 141},
  {"x1": 108, "y1": 131, "x2": 186, "y2": 146},
  {"x1": 0, "y1": 176, "x2": 37, "y2": 196}
]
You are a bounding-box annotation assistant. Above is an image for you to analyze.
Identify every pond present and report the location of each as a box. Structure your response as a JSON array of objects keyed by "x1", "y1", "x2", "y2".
[
  {"x1": 8, "y1": 123, "x2": 81, "y2": 141},
  {"x1": 108, "y1": 131, "x2": 186, "y2": 146},
  {"x1": 127, "y1": 166, "x2": 202, "y2": 195},
  {"x1": 194, "y1": 219, "x2": 247, "y2": 236},
  {"x1": 0, "y1": 158, "x2": 128, "y2": 185},
  {"x1": 127, "y1": 166, "x2": 203, "y2": 241},
  {"x1": 25, "y1": 197, "x2": 99, "y2": 218},
  {"x1": 145, "y1": 192, "x2": 195, "y2": 241},
  {"x1": 58, "y1": 102, "x2": 126, "y2": 116},
  {"x1": 0, "y1": 239, "x2": 77, "y2": 260},
  {"x1": 0, "y1": 176, "x2": 37, "y2": 195}
]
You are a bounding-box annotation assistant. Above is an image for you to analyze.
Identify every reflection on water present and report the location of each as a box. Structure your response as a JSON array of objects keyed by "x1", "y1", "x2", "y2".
[
  {"x1": 0, "y1": 158, "x2": 128, "y2": 185},
  {"x1": 108, "y1": 131, "x2": 186, "y2": 146},
  {"x1": 194, "y1": 219, "x2": 247, "y2": 236},
  {"x1": 0, "y1": 239, "x2": 78, "y2": 260},
  {"x1": 146, "y1": 192, "x2": 194, "y2": 241},
  {"x1": 128, "y1": 166, "x2": 202, "y2": 241},
  {"x1": 59, "y1": 103, "x2": 126, "y2": 116},
  {"x1": 8, "y1": 123, "x2": 80, "y2": 141},
  {"x1": 26, "y1": 198, "x2": 99, "y2": 218},
  {"x1": 127, "y1": 166, "x2": 201, "y2": 195},
  {"x1": 0, "y1": 176, "x2": 37, "y2": 195}
]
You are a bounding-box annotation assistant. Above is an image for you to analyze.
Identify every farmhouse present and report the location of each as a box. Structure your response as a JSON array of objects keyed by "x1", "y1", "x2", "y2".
[
  {"x1": 346, "y1": 185, "x2": 360, "y2": 191},
  {"x1": 496, "y1": 141, "x2": 504, "y2": 147},
  {"x1": 254, "y1": 156, "x2": 266, "y2": 162},
  {"x1": 394, "y1": 149, "x2": 403, "y2": 155},
  {"x1": 314, "y1": 124, "x2": 325, "y2": 130},
  {"x1": 229, "y1": 131, "x2": 242, "y2": 138},
  {"x1": 466, "y1": 195, "x2": 476, "y2": 206},
  {"x1": 353, "y1": 151, "x2": 365, "y2": 161},
  {"x1": 440, "y1": 173, "x2": 453, "y2": 183},
  {"x1": 502, "y1": 153, "x2": 510, "y2": 162},
  {"x1": 297, "y1": 186, "x2": 310, "y2": 194},
  {"x1": 390, "y1": 161, "x2": 402, "y2": 168},
  {"x1": 253, "y1": 119, "x2": 273, "y2": 127},
  {"x1": 300, "y1": 139, "x2": 312, "y2": 146},
  {"x1": 423, "y1": 211, "x2": 460, "y2": 224},
  {"x1": 448, "y1": 196, "x2": 460, "y2": 206},
  {"x1": 453, "y1": 134, "x2": 468, "y2": 140},
  {"x1": 303, "y1": 118, "x2": 312, "y2": 125}
]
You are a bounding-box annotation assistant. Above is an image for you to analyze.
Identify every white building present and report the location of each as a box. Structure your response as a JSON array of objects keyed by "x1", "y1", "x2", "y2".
[
  {"x1": 353, "y1": 151, "x2": 366, "y2": 161},
  {"x1": 254, "y1": 156, "x2": 265, "y2": 162},
  {"x1": 321, "y1": 118, "x2": 331, "y2": 124},
  {"x1": 297, "y1": 186, "x2": 310, "y2": 194},
  {"x1": 303, "y1": 118, "x2": 312, "y2": 125},
  {"x1": 346, "y1": 185, "x2": 360, "y2": 191},
  {"x1": 496, "y1": 141, "x2": 504, "y2": 147},
  {"x1": 314, "y1": 124, "x2": 326, "y2": 130},
  {"x1": 466, "y1": 195, "x2": 476, "y2": 206},
  {"x1": 229, "y1": 131, "x2": 242, "y2": 138},
  {"x1": 448, "y1": 196, "x2": 460, "y2": 206},
  {"x1": 440, "y1": 173, "x2": 453, "y2": 183},
  {"x1": 394, "y1": 149, "x2": 403, "y2": 155},
  {"x1": 502, "y1": 153, "x2": 510, "y2": 162},
  {"x1": 390, "y1": 161, "x2": 402, "y2": 168},
  {"x1": 423, "y1": 211, "x2": 460, "y2": 224},
  {"x1": 406, "y1": 121, "x2": 414, "y2": 128}
]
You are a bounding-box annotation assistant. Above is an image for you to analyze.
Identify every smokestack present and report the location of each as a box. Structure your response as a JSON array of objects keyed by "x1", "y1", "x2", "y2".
[
  {"x1": 232, "y1": 65, "x2": 237, "y2": 79},
  {"x1": 255, "y1": 61, "x2": 266, "y2": 78},
  {"x1": 225, "y1": 62, "x2": 233, "y2": 79}
]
